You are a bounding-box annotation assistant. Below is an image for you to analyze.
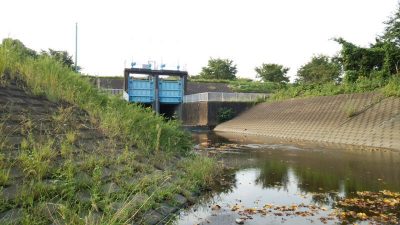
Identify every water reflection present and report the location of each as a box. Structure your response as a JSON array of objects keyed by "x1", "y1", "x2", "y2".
[
  {"x1": 176, "y1": 132, "x2": 400, "y2": 225},
  {"x1": 215, "y1": 140, "x2": 400, "y2": 195}
]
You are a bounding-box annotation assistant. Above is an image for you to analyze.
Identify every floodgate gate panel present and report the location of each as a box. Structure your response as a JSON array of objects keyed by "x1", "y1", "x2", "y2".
[{"x1": 123, "y1": 68, "x2": 188, "y2": 118}]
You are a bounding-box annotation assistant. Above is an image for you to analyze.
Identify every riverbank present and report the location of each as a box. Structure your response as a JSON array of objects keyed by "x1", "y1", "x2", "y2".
[
  {"x1": 0, "y1": 76, "x2": 221, "y2": 224},
  {"x1": 0, "y1": 39, "x2": 219, "y2": 224},
  {"x1": 215, "y1": 92, "x2": 400, "y2": 151}
]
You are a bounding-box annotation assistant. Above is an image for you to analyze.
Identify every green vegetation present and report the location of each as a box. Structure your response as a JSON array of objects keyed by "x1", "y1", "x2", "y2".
[
  {"x1": 198, "y1": 58, "x2": 237, "y2": 80},
  {"x1": 0, "y1": 38, "x2": 191, "y2": 155},
  {"x1": 255, "y1": 63, "x2": 289, "y2": 83},
  {"x1": 269, "y1": 74, "x2": 400, "y2": 102},
  {"x1": 0, "y1": 39, "x2": 219, "y2": 224},
  {"x1": 344, "y1": 104, "x2": 359, "y2": 118},
  {"x1": 217, "y1": 107, "x2": 235, "y2": 123},
  {"x1": 279, "y1": 5, "x2": 400, "y2": 100},
  {"x1": 296, "y1": 55, "x2": 341, "y2": 84},
  {"x1": 192, "y1": 5, "x2": 400, "y2": 102},
  {"x1": 40, "y1": 48, "x2": 78, "y2": 71},
  {"x1": 189, "y1": 77, "x2": 283, "y2": 93}
]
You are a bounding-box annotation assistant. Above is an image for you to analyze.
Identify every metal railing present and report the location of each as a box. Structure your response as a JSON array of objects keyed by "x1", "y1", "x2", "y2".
[
  {"x1": 183, "y1": 92, "x2": 268, "y2": 103},
  {"x1": 101, "y1": 89, "x2": 124, "y2": 95}
]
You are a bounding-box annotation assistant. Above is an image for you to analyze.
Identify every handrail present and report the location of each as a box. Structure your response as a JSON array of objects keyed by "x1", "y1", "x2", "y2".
[{"x1": 183, "y1": 92, "x2": 268, "y2": 103}]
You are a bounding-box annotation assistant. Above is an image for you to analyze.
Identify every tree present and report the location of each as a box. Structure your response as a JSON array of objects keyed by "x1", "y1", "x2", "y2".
[
  {"x1": 255, "y1": 63, "x2": 289, "y2": 83},
  {"x1": 379, "y1": 3, "x2": 400, "y2": 75},
  {"x1": 334, "y1": 3, "x2": 400, "y2": 82},
  {"x1": 296, "y1": 55, "x2": 341, "y2": 84},
  {"x1": 41, "y1": 49, "x2": 77, "y2": 71},
  {"x1": 381, "y1": 3, "x2": 400, "y2": 47},
  {"x1": 335, "y1": 38, "x2": 385, "y2": 82},
  {"x1": 199, "y1": 58, "x2": 237, "y2": 80}
]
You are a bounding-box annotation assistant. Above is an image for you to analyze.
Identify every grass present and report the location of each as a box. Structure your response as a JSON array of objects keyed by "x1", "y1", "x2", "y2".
[
  {"x1": 0, "y1": 39, "x2": 219, "y2": 224},
  {"x1": 344, "y1": 104, "x2": 359, "y2": 118},
  {"x1": 18, "y1": 139, "x2": 56, "y2": 180},
  {"x1": 0, "y1": 41, "x2": 191, "y2": 155},
  {"x1": 190, "y1": 74, "x2": 400, "y2": 102},
  {"x1": 268, "y1": 76, "x2": 400, "y2": 102},
  {"x1": 189, "y1": 77, "x2": 282, "y2": 93},
  {"x1": 0, "y1": 168, "x2": 10, "y2": 186}
]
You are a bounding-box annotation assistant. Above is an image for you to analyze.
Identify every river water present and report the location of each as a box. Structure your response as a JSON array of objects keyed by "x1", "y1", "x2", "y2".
[{"x1": 174, "y1": 131, "x2": 400, "y2": 225}]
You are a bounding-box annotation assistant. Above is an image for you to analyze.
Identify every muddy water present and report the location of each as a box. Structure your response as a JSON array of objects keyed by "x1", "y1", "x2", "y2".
[{"x1": 174, "y1": 131, "x2": 400, "y2": 225}]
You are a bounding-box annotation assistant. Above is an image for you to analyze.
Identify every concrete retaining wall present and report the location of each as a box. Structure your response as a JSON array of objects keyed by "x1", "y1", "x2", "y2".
[
  {"x1": 215, "y1": 93, "x2": 400, "y2": 151},
  {"x1": 182, "y1": 102, "x2": 253, "y2": 127}
]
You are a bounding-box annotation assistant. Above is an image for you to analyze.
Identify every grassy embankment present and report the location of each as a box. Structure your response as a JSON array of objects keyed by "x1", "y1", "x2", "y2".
[
  {"x1": 0, "y1": 40, "x2": 219, "y2": 224},
  {"x1": 188, "y1": 77, "x2": 282, "y2": 93},
  {"x1": 189, "y1": 76, "x2": 400, "y2": 102},
  {"x1": 269, "y1": 76, "x2": 400, "y2": 102}
]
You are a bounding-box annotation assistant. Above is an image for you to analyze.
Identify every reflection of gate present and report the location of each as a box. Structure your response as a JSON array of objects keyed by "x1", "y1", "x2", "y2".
[{"x1": 159, "y1": 80, "x2": 183, "y2": 104}]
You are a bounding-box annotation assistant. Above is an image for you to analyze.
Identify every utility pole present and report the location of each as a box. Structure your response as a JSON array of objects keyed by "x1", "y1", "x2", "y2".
[{"x1": 75, "y1": 22, "x2": 78, "y2": 72}]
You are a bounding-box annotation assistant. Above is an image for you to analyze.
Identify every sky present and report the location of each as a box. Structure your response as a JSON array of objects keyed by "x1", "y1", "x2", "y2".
[{"x1": 0, "y1": 0, "x2": 398, "y2": 81}]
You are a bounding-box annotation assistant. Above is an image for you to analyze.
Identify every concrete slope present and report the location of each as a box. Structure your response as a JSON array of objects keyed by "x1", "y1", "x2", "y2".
[{"x1": 214, "y1": 93, "x2": 400, "y2": 150}]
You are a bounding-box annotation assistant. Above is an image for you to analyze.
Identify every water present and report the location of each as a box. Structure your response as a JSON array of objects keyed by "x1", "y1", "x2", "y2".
[{"x1": 174, "y1": 131, "x2": 400, "y2": 225}]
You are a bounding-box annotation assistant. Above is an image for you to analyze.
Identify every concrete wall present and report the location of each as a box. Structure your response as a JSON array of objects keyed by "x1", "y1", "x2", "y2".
[
  {"x1": 182, "y1": 102, "x2": 253, "y2": 127},
  {"x1": 215, "y1": 93, "x2": 400, "y2": 151}
]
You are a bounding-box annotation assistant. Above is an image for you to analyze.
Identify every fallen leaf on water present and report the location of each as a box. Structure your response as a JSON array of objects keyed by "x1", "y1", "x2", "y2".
[
  {"x1": 231, "y1": 204, "x2": 241, "y2": 211},
  {"x1": 211, "y1": 204, "x2": 221, "y2": 210}
]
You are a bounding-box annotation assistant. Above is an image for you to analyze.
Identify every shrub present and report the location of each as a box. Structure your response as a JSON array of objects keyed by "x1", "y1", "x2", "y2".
[{"x1": 217, "y1": 107, "x2": 235, "y2": 123}]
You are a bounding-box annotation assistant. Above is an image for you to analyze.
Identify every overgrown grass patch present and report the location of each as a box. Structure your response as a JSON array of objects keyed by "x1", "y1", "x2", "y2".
[
  {"x1": 179, "y1": 155, "x2": 219, "y2": 190},
  {"x1": 268, "y1": 76, "x2": 400, "y2": 102},
  {"x1": 0, "y1": 42, "x2": 191, "y2": 155},
  {"x1": 383, "y1": 76, "x2": 400, "y2": 97}
]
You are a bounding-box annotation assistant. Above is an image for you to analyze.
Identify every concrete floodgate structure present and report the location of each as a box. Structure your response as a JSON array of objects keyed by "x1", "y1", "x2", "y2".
[
  {"x1": 182, "y1": 92, "x2": 268, "y2": 128},
  {"x1": 215, "y1": 93, "x2": 400, "y2": 151}
]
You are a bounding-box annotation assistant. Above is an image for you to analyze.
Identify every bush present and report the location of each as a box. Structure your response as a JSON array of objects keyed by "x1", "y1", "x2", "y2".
[
  {"x1": 383, "y1": 76, "x2": 400, "y2": 97},
  {"x1": 217, "y1": 107, "x2": 235, "y2": 123}
]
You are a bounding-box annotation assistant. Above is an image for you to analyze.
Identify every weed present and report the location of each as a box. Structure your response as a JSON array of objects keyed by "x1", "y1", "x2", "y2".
[
  {"x1": 180, "y1": 156, "x2": 218, "y2": 188},
  {"x1": 0, "y1": 168, "x2": 10, "y2": 186},
  {"x1": 20, "y1": 117, "x2": 33, "y2": 134},
  {"x1": 60, "y1": 140, "x2": 73, "y2": 158},
  {"x1": 58, "y1": 159, "x2": 77, "y2": 200},
  {"x1": 155, "y1": 124, "x2": 162, "y2": 153},
  {"x1": 90, "y1": 166, "x2": 103, "y2": 207},
  {"x1": 117, "y1": 145, "x2": 135, "y2": 165},
  {"x1": 383, "y1": 76, "x2": 400, "y2": 97},
  {"x1": 20, "y1": 138, "x2": 30, "y2": 150},
  {"x1": 65, "y1": 131, "x2": 76, "y2": 145},
  {"x1": 344, "y1": 104, "x2": 359, "y2": 118},
  {"x1": 217, "y1": 107, "x2": 235, "y2": 123},
  {"x1": 18, "y1": 139, "x2": 56, "y2": 180}
]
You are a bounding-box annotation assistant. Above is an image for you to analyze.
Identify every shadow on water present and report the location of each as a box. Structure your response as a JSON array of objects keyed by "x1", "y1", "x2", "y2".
[{"x1": 174, "y1": 131, "x2": 400, "y2": 225}]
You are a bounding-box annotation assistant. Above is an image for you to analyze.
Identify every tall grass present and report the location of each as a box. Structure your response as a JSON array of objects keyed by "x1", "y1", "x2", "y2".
[
  {"x1": 0, "y1": 42, "x2": 191, "y2": 155},
  {"x1": 269, "y1": 76, "x2": 400, "y2": 102},
  {"x1": 383, "y1": 76, "x2": 400, "y2": 97}
]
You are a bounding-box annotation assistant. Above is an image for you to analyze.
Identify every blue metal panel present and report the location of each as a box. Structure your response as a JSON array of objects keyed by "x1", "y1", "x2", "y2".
[
  {"x1": 159, "y1": 80, "x2": 182, "y2": 104},
  {"x1": 127, "y1": 79, "x2": 154, "y2": 103}
]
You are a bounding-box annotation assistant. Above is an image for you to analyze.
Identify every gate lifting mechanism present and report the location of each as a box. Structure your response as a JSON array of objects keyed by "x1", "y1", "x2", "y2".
[{"x1": 123, "y1": 68, "x2": 188, "y2": 114}]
